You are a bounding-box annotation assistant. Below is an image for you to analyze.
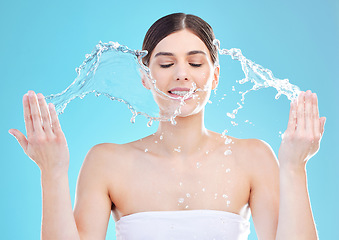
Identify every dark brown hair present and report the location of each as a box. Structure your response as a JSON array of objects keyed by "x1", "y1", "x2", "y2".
[{"x1": 142, "y1": 13, "x2": 218, "y2": 66}]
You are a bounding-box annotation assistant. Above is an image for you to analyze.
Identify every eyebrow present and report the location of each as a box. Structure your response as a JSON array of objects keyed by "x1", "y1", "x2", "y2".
[{"x1": 154, "y1": 50, "x2": 206, "y2": 58}]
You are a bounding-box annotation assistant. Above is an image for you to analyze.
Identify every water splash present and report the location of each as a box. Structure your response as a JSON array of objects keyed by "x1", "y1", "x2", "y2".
[
  {"x1": 44, "y1": 41, "x2": 197, "y2": 124},
  {"x1": 213, "y1": 39, "x2": 301, "y2": 120},
  {"x1": 44, "y1": 39, "x2": 302, "y2": 127}
]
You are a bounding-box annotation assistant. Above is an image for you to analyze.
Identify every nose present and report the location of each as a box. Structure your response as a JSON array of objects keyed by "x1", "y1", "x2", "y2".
[{"x1": 176, "y1": 64, "x2": 189, "y2": 81}]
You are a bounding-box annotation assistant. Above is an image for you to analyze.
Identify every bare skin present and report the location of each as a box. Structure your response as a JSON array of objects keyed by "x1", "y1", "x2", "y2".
[
  {"x1": 9, "y1": 29, "x2": 325, "y2": 240},
  {"x1": 103, "y1": 132, "x2": 254, "y2": 221}
]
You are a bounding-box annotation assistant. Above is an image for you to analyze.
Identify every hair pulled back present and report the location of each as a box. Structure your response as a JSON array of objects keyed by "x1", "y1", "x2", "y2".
[{"x1": 142, "y1": 13, "x2": 218, "y2": 67}]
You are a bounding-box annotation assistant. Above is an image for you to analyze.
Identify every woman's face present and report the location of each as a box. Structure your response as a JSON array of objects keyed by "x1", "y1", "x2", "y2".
[{"x1": 146, "y1": 29, "x2": 219, "y2": 118}]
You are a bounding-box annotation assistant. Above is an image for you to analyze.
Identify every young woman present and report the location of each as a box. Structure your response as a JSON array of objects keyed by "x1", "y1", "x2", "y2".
[{"x1": 9, "y1": 13, "x2": 325, "y2": 240}]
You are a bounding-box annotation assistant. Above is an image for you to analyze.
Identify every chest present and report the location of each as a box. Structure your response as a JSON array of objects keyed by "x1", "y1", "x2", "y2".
[{"x1": 110, "y1": 151, "x2": 251, "y2": 221}]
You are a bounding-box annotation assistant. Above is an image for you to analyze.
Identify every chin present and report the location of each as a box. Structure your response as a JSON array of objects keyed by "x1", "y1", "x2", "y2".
[
  {"x1": 156, "y1": 93, "x2": 210, "y2": 119},
  {"x1": 170, "y1": 102, "x2": 205, "y2": 119}
]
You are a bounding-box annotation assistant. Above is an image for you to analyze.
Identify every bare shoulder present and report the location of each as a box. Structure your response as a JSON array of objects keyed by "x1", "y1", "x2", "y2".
[
  {"x1": 233, "y1": 138, "x2": 279, "y2": 165},
  {"x1": 83, "y1": 141, "x2": 141, "y2": 171},
  {"x1": 79, "y1": 143, "x2": 121, "y2": 181},
  {"x1": 235, "y1": 138, "x2": 280, "y2": 194},
  {"x1": 223, "y1": 137, "x2": 279, "y2": 186},
  {"x1": 78, "y1": 142, "x2": 143, "y2": 203}
]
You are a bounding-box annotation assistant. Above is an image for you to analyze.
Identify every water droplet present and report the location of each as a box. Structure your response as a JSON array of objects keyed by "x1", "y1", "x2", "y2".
[
  {"x1": 214, "y1": 193, "x2": 218, "y2": 199},
  {"x1": 224, "y1": 150, "x2": 232, "y2": 155},
  {"x1": 196, "y1": 162, "x2": 202, "y2": 168},
  {"x1": 160, "y1": 135, "x2": 163, "y2": 140},
  {"x1": 231, "y1": 121, "x2": 238, "y2": 126},
  {"x1": 185, "y1": 205, "x2": 189, "y2": 209},
  {"x1": 174, "y1": 146, "x2": 181, "y2": 152},
  {"x1": 178, "y1": 198, "x2": 184, "y2": 204},
  {"x1": 232, "y1": 86, "x2": 235, "y2": 91},
  {"x1": 154, "y1": 140, "x2": 158, "y2": 143},
  {"x1": 202, "y1": 188, "x2": 206, "y2": 192},
  {"x1": 144, "y1": 148, "x2": 148, "y2": 152},
  {"x1": 179, "y1": 182, "x2": 183, "y2": 187},
  {"x1": 221, "y1": 129, "x2": 228, "y2": 136},
  {"x1": 224, "y1": 137, "x2": 232, "y2": 145},
  {"x1": 226, "y1": 200, "x2": 231, "y2": 207},
  {"x1": 222, "y1": 194, "x2": 228, "y2": 198},
  {"x1": 205, "y1": 151, "x2": 209, "y2": 154},
  {"x1": 227, "y1": 112, "x2": 235, "y2": 119},
  {"x1": 186, "y1": 193, "x2": 191, "y2": 198},
  {"x1": 170, "y1": 117, "x2": 177, "y2": 125},
  {"x1": 147, "y1": 119, "x2": 153, "y2": 127},
  {"x1": 226, "y1": 168, "x2": 231, "y2": 173}
]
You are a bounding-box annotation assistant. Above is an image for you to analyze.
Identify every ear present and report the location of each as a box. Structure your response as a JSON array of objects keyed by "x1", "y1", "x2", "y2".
[
  {"x1": 140, "y1": 70, "x2": 151, "y2": 90},
  {"x1": 212, "y1": 65, "x2": 220, "y2": 90}
]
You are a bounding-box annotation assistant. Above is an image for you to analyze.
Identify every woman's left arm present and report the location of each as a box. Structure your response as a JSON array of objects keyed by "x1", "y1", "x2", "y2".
[{"x1": 276, "y1": 90, "x2": 326, "y2": 240}]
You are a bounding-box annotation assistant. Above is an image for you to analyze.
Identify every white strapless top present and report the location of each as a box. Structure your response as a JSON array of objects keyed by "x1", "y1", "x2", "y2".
[{"x1": 115, "y1": 209, "x2": 250, "y2": 240}]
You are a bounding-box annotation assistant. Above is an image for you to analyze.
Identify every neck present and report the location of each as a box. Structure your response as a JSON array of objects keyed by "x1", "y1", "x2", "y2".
[{"x1": 154, "y1": 110, "x2": 209, "y2": 157}]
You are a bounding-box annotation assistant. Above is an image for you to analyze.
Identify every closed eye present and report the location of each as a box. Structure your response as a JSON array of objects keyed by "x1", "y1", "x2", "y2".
[
  {"x1": 160, "y1": 63, "x2": 174, "y2": 68},
  {"x1": 190, "y1": 63, "x2": 202, "y2": 67}
]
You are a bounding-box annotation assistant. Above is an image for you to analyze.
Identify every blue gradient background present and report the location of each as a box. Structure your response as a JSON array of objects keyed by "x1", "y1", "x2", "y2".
[{"x1": 1, "y1": 0, "x2": 338, "y2": 239}]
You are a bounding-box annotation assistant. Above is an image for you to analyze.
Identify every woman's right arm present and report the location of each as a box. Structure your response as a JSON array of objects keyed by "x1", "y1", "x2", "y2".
[{"x1": 9, "y1": 91, "x2": 111, "y2": 240}]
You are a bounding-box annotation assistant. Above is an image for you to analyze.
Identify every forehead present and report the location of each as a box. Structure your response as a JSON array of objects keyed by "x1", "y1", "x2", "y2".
[{"x1": 151, "y1": 29, "x2": 209, "y2": 56}]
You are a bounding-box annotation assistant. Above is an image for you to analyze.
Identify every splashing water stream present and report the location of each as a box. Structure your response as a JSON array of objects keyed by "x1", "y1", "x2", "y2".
[
  {"x1": 45, "y1": 39, "x2": 301, "y2": 127},
  {"x1": 213, "y1": 39, "x2": 300, "y2": 121}
]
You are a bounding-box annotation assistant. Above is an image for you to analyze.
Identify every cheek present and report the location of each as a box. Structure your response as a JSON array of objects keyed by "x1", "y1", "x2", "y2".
[
  {"x1": 148, "y1": 67, "x2": 171, "y2": 91},
  {"x1": 153, "y1": 72, "x2": 169, "y2": 89},
  {"x1": 194, "y1": 66, "x2": 213, "y2": 86}
]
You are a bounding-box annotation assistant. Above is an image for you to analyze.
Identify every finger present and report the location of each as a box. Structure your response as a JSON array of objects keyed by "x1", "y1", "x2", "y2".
[
  {"x1": 49, "y1": 103, "x2": 62, "y2": 134},
  {"x1": 286, "y1": 99, "x2": 297, "y2": 133},
  {"x1": 23, "y1": 93, "x2": 34, "y2": 136},
  {"x1": 320, "y1": 117, "x2": 326, "y2": 137},
  {"x1": 296, "y1": 91, "x2": 305, "y2": 131},
  {"x1": 312, "y1": 93, "x2": 320, "y2": 137},
  {"x1": 28, "y1": 91, "x2": 43, "y2": 133},
  {"x1": 37, "y1": 93, "x2": 53, "y2": 135},
  {"x1": 9, "y1": 129, "x2": 28, "y2": 152},
  {"x1": 305, "y1": 90, "x2": 313, "y2": 133}
]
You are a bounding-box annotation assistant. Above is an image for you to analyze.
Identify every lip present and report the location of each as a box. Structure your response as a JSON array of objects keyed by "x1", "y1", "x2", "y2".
[
  {"x1": 168, "y1": 87, "x2": 192, "y2": 92},
  {"x1": 168, "y1": 87, "x2": 195, "y2": 100}
]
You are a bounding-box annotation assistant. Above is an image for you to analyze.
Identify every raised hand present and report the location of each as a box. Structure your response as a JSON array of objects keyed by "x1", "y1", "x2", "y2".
[
  {"x1": 9, "y1": 91, "x2": 69, "y2": 174},
  {"x1": 278, "y1": 90, "x2": 326, "y2": 171}
]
